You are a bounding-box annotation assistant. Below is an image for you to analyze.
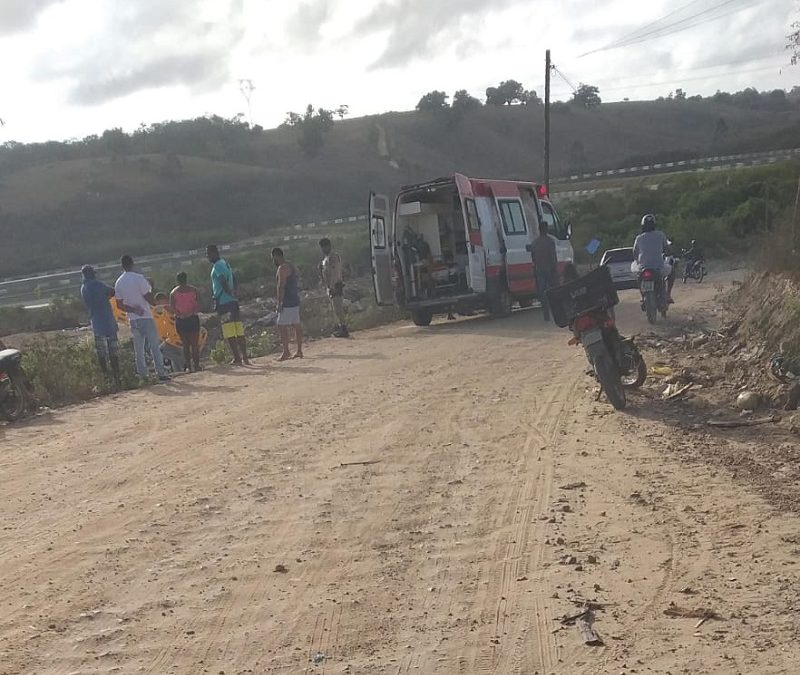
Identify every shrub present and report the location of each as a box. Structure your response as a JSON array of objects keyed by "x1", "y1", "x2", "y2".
[{"x1": 23, "y1": 335, "x2": 140, "y2": 407}]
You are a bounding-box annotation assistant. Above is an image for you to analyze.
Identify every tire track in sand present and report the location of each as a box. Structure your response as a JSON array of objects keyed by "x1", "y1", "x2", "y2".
[{"x1": 456, "y1": 368, "x2": 579, "y2": 675}]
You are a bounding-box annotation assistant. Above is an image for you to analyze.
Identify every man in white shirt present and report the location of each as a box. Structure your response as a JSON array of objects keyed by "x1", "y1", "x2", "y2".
[{"x1": 115, "y1": 255, "x2": 169, "y2": 382}]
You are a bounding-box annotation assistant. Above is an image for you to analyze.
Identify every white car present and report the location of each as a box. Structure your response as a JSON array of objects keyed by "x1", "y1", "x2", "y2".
[{"x1": 600, "y1": 248, "x2": 638, "y2": 290}]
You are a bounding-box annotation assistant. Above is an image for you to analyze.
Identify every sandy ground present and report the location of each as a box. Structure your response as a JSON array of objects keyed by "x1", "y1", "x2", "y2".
[{"x1": 2, "y1": 273, "x2": 799, "y2": 675}]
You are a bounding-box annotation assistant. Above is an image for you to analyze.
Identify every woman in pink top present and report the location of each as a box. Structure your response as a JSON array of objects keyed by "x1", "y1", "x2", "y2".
[{"x1": 169, "y1": 272, "x2": 202, "y2": 372}]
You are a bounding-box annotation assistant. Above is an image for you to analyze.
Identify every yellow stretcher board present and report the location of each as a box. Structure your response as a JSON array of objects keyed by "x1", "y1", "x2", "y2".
[{"x1": 110, "y1": 299, "x2": 207, "y2": 350}]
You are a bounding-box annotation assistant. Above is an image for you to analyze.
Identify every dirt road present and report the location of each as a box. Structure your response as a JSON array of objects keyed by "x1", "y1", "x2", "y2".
[{"x1": 2, "y1": 276, "x2": 799, "y2": 674}]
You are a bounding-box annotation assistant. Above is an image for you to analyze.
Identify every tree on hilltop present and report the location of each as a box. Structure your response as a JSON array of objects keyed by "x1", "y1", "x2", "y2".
[
  {"x1": 486, "y1": 80, "x2": 526, "y2": 106},
  {"x1": 571, "y1": 84, "x2": 601, "y2": 108},
  {"x1": 416, "y1": 91, "x2": 449, "y2": 111},
  {"x1": 452, "y1": 89, "x2": 482, "y2": 111},
  {"x1": 283, "y1": 105, "x2": 335, "y2": 158}
]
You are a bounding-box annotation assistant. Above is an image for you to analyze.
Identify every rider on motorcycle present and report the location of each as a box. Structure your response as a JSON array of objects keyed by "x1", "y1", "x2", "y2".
[
  {"x1": 683, "y1": 239, "x2": 704, "y2": 263},
  {"x1": 632, "y1": 214, "x2": 674, "y2": 303}
]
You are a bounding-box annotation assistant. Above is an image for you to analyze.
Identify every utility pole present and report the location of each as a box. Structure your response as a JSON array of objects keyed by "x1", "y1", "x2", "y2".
[{"x1": 544, "y1": 49, "x2": 551, "y2": 192}]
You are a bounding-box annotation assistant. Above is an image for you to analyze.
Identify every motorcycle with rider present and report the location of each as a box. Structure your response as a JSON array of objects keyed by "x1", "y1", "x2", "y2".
[
  {"x1": 631, "y1": 214, "x2": 674, "y2": 324},
  {"x1": 681, "y1": 239, "x2": 706, "y2": 283}
]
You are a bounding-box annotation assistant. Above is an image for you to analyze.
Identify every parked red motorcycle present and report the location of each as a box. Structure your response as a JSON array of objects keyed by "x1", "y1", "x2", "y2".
[{"x1": 0, "y1": 347, "x2": 36, "y2": 422}]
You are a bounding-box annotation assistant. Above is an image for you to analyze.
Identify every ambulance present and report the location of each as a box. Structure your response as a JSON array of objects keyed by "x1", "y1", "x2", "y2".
[{"x1": 369, "y1": 174, "x2": 574, "y2": 325}]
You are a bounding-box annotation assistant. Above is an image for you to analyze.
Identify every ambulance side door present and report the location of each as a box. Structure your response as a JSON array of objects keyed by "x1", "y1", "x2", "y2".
[{"x1": 369, "y1": 192, "x2": 393, "y2": 306}]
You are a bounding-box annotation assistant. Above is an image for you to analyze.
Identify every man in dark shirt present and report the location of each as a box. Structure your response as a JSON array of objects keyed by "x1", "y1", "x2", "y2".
[
  {"x1": 532, "y1": 222, "x2": 558, "y2": 322},
  {"x1": 80, "y1": 265, "x2": 121, "y2": 384}
]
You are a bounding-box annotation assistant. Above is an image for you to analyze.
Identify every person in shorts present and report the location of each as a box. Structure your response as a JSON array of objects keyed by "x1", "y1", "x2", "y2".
[
  {"x1": 169, "y1": 271, "x2": 202, "y2": 372},
  {"x1": 80, "y1": 265, "x2": 121, "y2": 385},
  {"x1": 272, "y1": 247, "x2": 303, "y2": 361},
  {"x1": 206, "y1": 245, "x2": 249, "y2": 365}
]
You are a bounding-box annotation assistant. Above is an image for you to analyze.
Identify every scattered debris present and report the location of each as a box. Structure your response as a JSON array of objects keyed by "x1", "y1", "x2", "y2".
[
  {"x1": 785, "y1": 383, "x2": 800, "y2": 411},
  {"x1": 311, "y1": 652, "x2": 326, "y2": 665},
  {"x1": 560, "y1": 555, "x2": 578, "y2": 565},
  {"x1": 708, "y1": 415, "x2": 780, "y2": 429},
  {"x1": 337, "y1": 459, "x2": 381, "y2": 468},
  {"x1": 663, "y1": 604, "x2": 723, "y2": 625},
  {"x1": 577, "y1": 610, "x2": 603, "y2": 646},
  {"x1": 559, "y1": 481, "x2": 587, "y2": 490},
  {"x1": 649, "y1": 364, "x2": 674, "y2": 378},
  {"x1": 663, "y1": 382, "x2": 694, "y2": 400},
  {"x1": 736, "y1": 391, "x2": 762, "y2": 411},
  {"x1": 273, "y1": 564, "x2": 289, "y2": 574}
]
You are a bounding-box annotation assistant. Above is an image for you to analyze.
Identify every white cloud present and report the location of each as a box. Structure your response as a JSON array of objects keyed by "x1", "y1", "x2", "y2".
[{"x1": 0, "y1": 0, "x2": 795, "y2": 142}]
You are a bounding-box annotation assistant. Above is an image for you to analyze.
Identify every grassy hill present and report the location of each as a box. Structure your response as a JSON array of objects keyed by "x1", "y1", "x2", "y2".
[{"x1": 1, "y1": 97, "x2": 799, "y2": 277}]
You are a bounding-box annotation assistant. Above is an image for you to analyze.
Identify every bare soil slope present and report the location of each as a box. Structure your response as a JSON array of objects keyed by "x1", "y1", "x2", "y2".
[{"x1": 1, "y1": 276, "x2": 799, "y2": 674}]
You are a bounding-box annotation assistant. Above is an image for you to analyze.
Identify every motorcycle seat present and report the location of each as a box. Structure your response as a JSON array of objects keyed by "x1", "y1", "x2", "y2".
[{"x1": 0, "y1": 349, "x2": 22, "y2": 368}]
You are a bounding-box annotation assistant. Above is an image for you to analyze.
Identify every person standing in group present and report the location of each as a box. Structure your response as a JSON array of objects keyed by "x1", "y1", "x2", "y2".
[
  {"x1": 79, "y1": 265, "x2": 121, "y2": 385},
  {"x1": 206, "y1": 245, "x2": 249, "y2": 365},
  {"x1": 318, "y1": 238, "x2": 349, "y2": 338},
  {"x1": 532, "y1": 221, "x2": 558, "y2": 323},
  {"x1": 169, "y1": 271, "x2": 202, "y2": 372},
  {"x1": 272, "y1": 247, "x2": 303, "y2": 361},
  {"x1": 114, "y1": 256, "x2": 169, "y2": 382}
]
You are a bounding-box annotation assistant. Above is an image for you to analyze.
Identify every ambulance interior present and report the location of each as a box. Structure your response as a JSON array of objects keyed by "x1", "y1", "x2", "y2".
[{"x1": 395, "y1": 183, "x2": 471, "y2": 301}]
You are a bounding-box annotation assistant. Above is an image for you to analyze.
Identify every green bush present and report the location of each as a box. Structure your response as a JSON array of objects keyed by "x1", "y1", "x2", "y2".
[
  {"x1": 22, "y1": 335, "x2": 140, "y2": 407},
  {"x1": 560, "y1": 162, "x2": 799, "y2": 262}
]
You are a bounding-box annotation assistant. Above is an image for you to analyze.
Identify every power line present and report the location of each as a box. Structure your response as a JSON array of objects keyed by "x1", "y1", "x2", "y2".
[
  {"x1": 581, "y1": 0, "x2": 758, "y2": 56},
  {"x1": 608, "y1": 0, "x2": 759, "y2": 50},
  {"x1": 605, "y1": 0, "x2": 744, "y2": 49},
  {"x1": 553, "y1": 66, "x2": 577, "y2": 93},
  {"x1": 532, "y1": 51, "x2": 784, "y2": 95},
  {"x1": 592, "y1": 63, "x2": 784, "y2": 94}
]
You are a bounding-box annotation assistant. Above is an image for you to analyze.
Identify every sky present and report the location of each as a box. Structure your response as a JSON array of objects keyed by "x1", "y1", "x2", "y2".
[{"x1": 0, "y1": 0, "x2": 796, "y2": 143}]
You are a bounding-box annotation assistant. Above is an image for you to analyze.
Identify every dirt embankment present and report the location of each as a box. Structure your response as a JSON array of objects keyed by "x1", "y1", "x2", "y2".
[{"x1": 629, "y1": 271, "x2": 800, "y2": 513}]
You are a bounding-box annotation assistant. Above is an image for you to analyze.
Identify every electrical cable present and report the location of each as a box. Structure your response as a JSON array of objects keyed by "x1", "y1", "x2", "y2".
[{"x1": 580, "y1": 0, "x2": 758, "y2": 56}]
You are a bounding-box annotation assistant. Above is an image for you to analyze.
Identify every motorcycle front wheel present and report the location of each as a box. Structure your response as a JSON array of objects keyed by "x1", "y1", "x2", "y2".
[
  {"x1": 621, "y1": 353, "x2": 648, "y2": 388},
  {"x1": 0, "y1": 375, "x2": 26, "y2": 422}
]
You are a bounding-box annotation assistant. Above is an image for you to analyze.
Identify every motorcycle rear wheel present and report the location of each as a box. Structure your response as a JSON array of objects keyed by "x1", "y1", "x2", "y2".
[
  {"x1": 695, "y1": 266, "x2": 705, "y2": 283},
  {"x1": 593, "y1": 350, "x2": 627, "y2": 410},
  {"x1": 644, "y1": 292, "x2": 657, "y2": 324}
]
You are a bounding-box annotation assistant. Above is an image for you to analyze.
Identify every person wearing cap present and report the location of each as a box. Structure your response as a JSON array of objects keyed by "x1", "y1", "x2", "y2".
[{"x1": 79, "y1": 265, "x2": 121, "y2": 385}]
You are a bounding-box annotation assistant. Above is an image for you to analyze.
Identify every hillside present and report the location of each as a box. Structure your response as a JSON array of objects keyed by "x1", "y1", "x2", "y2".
[{"x1": 1, "y1": 97, "x2": 800, "y2": 276}]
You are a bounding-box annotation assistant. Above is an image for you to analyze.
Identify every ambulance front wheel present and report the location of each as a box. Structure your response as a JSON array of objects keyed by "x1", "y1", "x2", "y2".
[{"x1": 411, "y1": 309, "x2": 433, "y2": 327}]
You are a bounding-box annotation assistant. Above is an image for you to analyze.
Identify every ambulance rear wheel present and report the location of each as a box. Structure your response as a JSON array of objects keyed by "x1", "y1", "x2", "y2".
[
  {"x1": 411, "y1": 309, "x2": 433, "y2": 327},
  {"x1": 490, "y1": 287, "x2": 513, "y2": 318}
]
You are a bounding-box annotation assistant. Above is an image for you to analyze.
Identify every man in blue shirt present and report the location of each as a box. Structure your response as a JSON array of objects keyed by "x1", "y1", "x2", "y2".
[
  {"x1": 80, "y1": 265, "x2": 121, "y2": 384},
  {"x1": 206, "y1": 244, "x2": 249, "y2": 365}
]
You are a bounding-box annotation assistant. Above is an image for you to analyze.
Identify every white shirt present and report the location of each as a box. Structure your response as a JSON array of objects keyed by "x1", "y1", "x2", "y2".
[{"x1": 114, "y1": 271, "x2": 152, "y2": 321}]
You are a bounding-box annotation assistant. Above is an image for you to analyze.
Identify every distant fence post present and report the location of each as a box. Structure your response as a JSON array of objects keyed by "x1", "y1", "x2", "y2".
[{"x1": 793, "y1": 176, "x2": 800, "y2": 251}]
